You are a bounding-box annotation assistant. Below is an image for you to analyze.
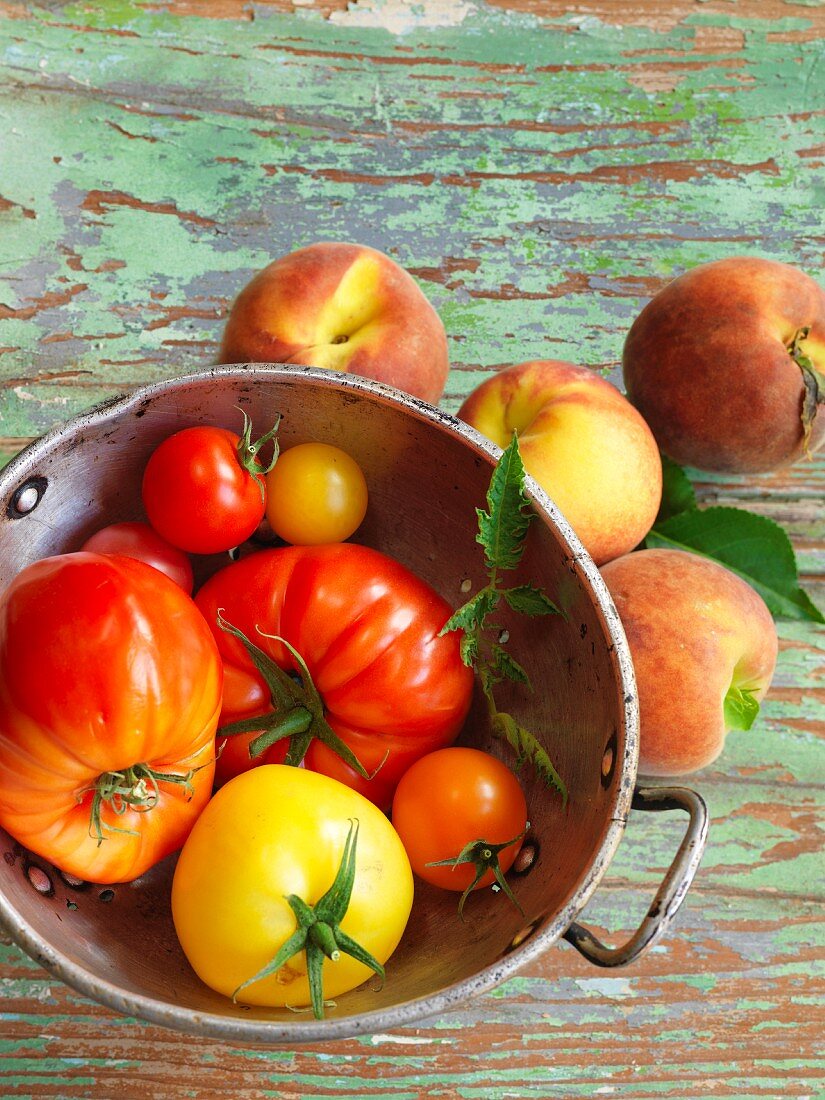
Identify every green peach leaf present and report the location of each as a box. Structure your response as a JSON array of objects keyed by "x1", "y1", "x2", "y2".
[
  {"x1": 656, "y1": 455, "x2": 697, "y2": 523},
  {"x1": 724, "y1": 685, "x2": 760, "y2": 732},
  {"x1": 645, "y1": 506, "x2": 824, "y2": 624}
]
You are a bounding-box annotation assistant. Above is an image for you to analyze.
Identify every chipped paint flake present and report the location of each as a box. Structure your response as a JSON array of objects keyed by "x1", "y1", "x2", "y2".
[
  {"x1": 368, "y1": 1032, "x2": 454, "y2": 1045},
  {"x1": 573, "y1": 977, "x2": 635, "y2": 999},
  {"x1": 329, "y1": 0, "x2": 478, "y2": 34}
]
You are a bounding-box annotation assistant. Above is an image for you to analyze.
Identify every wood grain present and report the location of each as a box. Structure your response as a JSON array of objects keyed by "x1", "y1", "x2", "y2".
[{"x1": 0, "y1": 1, "x2": 823, "y2": 1097}]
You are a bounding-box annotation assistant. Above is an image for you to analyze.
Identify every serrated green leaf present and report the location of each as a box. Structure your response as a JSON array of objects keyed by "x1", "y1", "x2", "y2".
[
  {"x1": 724, "y1": 685, "x2": 760, "y2": 732},
  {"x1": 479, "y1": 665, "x2": 497, "y2": 707},
  {"x1": 439, "y1": 589, "x2": 500, "y2": 664},
  {"x1": 491, "y1": 644, "x2": 530, "y2": 685},
  {"x1": 645, "y1": 506, "x2": 824, "y2": 623},
  {"x1": 492, "y1": 712, "x2": 567, "y2": 807},
  {"x1": 503, "y1": 584, "x2": 561, "y2": 617},
  {"x1": 440, "y1": 587, "x2": 499, "y2": 637},
  {"x1": 477, "y1": 434, "x2": 533, "y2": 574},
  {"x1": 448, "y1": 435, "x2": 566, "y2": 804},
  {"x1": 459, "y1": 630, "x2": 480, "y2": 668},
  {"x1": 493, "y1": 710, "x2": 527, "y2": 761},
  {"x1": 529, "y1": 743, "x2": 568, "y2": 807},
  {"x1": 657, "y1": 455, "x2": 697, "y2": 523}
]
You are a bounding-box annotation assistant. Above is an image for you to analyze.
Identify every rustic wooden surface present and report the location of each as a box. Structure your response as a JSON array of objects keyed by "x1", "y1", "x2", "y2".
[{"x1": 1, "y1": 1, "x2": 823, "y2": 1097}]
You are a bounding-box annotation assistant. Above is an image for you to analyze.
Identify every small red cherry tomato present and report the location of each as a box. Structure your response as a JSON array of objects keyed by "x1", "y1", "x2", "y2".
[
  {"x1": 142, "y1": 414, "x2": 278, "y2": 554},
  {"x1": 81, "y1": 522, "x2": 194, "y2": 593},
  {"x1": 391, "y1": 747, "x2": 528, "y2": 898}
]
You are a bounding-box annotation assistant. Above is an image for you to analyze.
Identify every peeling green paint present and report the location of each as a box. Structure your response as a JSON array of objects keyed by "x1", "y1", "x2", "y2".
[
  {"x1": 0, "y1": 1, "x2": 823, "y2": 1094},
  {"x1": 1, "y1": 1, "x2": 824, "y2": 435}
]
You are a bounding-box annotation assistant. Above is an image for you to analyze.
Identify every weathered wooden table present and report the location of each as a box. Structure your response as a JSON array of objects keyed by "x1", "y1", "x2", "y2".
[{"x1": 1, "y1": 2, "x2": 823, "y2": 1096}]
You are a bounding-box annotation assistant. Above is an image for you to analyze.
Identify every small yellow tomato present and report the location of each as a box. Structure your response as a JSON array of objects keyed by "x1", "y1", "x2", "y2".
[
  {"x1": 265, "y1": 442, "x2": 368, "y2": 544},
  {"x1": 171, "y1": 766, "x2": 413, "y2": 1014}
]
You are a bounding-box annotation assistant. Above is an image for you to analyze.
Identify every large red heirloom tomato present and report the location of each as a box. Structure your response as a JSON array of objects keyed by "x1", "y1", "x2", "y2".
[
  {"x1": 0, "y1": 553, "x2": 223, "y2": 884},
  {"x1": 195, "y1": 543, "x2": 474, "y2": 808}
]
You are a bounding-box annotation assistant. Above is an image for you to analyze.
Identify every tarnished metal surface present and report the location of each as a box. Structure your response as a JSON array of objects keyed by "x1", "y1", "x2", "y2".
[
  {"x1": 564, "y1": 787, "x2": 709, "y2": 967},
  {"x1": 0, "y1": 364, "x2": 677, "y2": 1043}
]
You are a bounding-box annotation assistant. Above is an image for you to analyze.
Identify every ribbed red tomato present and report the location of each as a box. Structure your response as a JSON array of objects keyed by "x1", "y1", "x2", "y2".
[
  {"x1": 195, "y1": 543, "x2": 474, "y2": 808},
  {"x1": 0, "y1": 553, "x2": 223, "y2": 884}
]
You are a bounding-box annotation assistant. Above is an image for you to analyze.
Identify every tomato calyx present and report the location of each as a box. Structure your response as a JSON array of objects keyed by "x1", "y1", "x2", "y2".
[
  {"x1": 232, "y1": 819, "x2": 385, "y2": 1019},
  {"x1": 235, "y1": 409, "x2": 280, "y2": 504},
  {"x1": 426, "y1": 824, "x2": 529, "y2": 921},
  {"x1": 84, "y1": 762, "x2": 202, "y2": 846},
  {"x1": 215, "y1": 612, "x2": 374, "y2": 779}
]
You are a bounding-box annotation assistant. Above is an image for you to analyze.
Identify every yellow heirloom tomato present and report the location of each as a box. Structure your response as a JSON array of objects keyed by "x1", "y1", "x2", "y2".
[{"x1": 171, "y1": 766, "x2": 413, "y2": 1017}]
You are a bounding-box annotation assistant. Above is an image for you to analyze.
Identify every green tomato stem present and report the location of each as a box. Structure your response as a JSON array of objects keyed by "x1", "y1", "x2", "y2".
[
  {"x1": 426, "y1": 826, "x2": 529, "y2": 921},
  {"x1": 309, "y1": 922, "x2": 341, "y2": 960},
  {"x1": 83, "y1": 762, "x2": 203, "y2": 847},
  {"x1": 232, "y1": 819, "x2": 385, "y2": 1019},
  {"x1": 249, "y1": 711, "x2": 311, "y2": 758},
  {"x1": 235, "y1": 408, "x2": 281, "y2": 504},
  {"x1": 215, "y1": 613, "x2": 372, "y2": 779}
]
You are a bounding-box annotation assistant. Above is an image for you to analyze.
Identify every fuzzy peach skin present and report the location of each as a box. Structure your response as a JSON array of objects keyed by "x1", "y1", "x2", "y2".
[
  {"x1": 458, "y1": 360, "x2": 663, "y2": 566},
  {"x1": 219, "y1": 241, "x2": 449, "y2": 404},
  {"x1": 622, "y1": 257, "x2": 825, "y2": 473},
  {"x1": 601, "y1": 549, "x2": 778, "y2": 776}
]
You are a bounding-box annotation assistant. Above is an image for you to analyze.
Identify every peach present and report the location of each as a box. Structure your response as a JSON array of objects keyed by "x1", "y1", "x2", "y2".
[
  {"x1": 601, "y1": 548, "x2": 778, "y2": 776},
  {"x1": 622, "y1": 257, "x2": 825, "y2": 473},
  {"x1": 219, "y1": 242, "x2": 449, "y2": 404},
  {"x1": 457, "y1": 360, "x2": 662, "y2": 566}
]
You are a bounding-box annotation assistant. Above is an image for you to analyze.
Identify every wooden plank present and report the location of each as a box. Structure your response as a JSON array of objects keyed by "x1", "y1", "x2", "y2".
[
  {"x1": 1, "y1": 0, "x2": 824, "y2": 433},
  {"x1": 0, "y1": 1, "x2": 823, "y2": 1097},
  {"x1": 1, "y1": 891, "x2": 823, "y2": 1098}
]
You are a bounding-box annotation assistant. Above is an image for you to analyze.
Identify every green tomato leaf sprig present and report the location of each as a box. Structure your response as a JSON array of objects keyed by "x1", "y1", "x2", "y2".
[
  {"x1": 440, "y1": 436, "x2": 567, "y2": 805},
  {"x1": 646, "y1": 456, "x2": 824, "y2": 624}
]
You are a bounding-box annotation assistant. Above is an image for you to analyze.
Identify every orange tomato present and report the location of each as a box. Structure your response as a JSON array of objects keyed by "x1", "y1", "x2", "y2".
[
  {"x1": 0, "y1": 553, "x2": 223, "y2": 883},
  {"x1": 391, "y1": 747, "x2": 527, "y2": 893}
]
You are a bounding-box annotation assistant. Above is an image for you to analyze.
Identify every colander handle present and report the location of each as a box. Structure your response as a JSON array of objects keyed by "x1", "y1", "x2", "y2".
[{"x1": 562, "y1": 784, "x2": 708, "y2": 967}]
